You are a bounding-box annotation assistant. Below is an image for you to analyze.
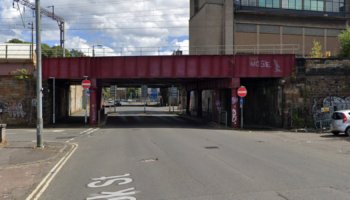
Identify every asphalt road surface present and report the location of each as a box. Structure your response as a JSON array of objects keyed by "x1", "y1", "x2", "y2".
[{"x1": 33, "y1": 106, "x2": 350, "y2": 200}]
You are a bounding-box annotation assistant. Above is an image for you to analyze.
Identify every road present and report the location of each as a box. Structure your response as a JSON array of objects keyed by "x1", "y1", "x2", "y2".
[{"x1": 12, "y1": 106, "x2": 350, "y2": 200}]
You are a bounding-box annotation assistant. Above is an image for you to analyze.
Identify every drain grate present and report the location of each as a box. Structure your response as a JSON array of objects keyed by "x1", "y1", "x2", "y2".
[{"x1": 205, "y1": 146, "x2": 219, "y2": 149}]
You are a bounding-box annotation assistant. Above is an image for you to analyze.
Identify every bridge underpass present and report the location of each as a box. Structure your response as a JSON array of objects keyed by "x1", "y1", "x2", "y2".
[{"x1": 43, "y1": 54, "x2": 294, "y2": 128}]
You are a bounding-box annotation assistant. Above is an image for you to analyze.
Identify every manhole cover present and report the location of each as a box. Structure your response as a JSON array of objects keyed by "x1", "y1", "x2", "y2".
[{"x1": 205, "y1": 146, "x2": 219, "y2": 149}]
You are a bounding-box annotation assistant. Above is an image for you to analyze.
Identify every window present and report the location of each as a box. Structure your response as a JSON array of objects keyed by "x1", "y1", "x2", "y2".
[
  {"x1": 249, "y1": 0, "x2": 257, "y2": 6},
  {"x1": 239, "y1": 0, "x2": 344, "y2": 13}
]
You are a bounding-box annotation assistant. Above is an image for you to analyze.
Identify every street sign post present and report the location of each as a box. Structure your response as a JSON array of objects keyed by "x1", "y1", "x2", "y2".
[
  {"x1": 82, "y1": 79, "x2": 91, "y2": 124},
  {"x1": 237, "y1": 86, "x2": 247, "y2": 128}
]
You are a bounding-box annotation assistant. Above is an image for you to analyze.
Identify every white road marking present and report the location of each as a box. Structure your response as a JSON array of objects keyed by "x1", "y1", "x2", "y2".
[
  {"x1": 86, "y1": 174, "x2": 137, "y2": 200},
  {"x1": 88, "y1": 174, "x2": 132, "y2": 188},
  {"x1": 80, "y1": 128, "x2": 94, "y2": 135},
  {"x1": 86, "y1": 188, "x2": 137, "y2": 200},
  {"x1": 65, "y1": 128, "x2": 99, "y2": 143},
  {"x1": 26, "y1": 143, "x2": 78, "y2": 200}
]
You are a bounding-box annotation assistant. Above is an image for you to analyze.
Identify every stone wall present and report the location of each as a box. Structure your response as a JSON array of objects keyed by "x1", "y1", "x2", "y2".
[
  {"x1": 283, "y1": 59, "x2": 350, "y2": 129},
  {"x1": 0, "y1": 76, "x2": 36, "y2": 127}
]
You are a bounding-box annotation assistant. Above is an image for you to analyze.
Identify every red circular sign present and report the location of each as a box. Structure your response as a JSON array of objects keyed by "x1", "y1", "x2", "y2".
[
  {"x1": 82, "y1": 79, "x2": 91, "y2": 89},
  {"x1": 237, "y1": 86, "x2": 247, "y2": 97}
]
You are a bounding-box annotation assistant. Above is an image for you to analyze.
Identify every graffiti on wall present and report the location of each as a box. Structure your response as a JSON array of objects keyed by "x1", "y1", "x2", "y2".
[
  {"x1": 231, "y1": 96, "x2": 238, "y2": 126},
  {"x1": 312, "y1": 96, "x2": 350, "y2": 128},
  {"x1": 0, "y1": 100, "x2": 27, "y2": 119}
]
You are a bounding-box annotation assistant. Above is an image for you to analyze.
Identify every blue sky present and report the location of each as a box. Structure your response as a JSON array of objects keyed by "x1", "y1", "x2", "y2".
[{"x1": 0, "y1": 0, "x2": 189, "y2": 56}]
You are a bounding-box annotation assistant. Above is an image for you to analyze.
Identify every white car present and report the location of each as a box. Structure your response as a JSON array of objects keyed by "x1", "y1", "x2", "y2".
[{"x1": 330, "y1": 110, "x2": 350, "y2": 136}]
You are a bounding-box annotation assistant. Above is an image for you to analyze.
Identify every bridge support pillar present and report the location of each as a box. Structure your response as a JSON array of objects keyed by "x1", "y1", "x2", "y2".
[
  {"x1": 230, "y1": 78, "x2": 241, "y2": 128},
  {"x1": 89, "y1": 78, "x2": 98, "y2": 126},
  {"x1": 196, "y1": 89, "x2": 202, "y2": 117},
  {"x1": 186, "y1": 90, "x2": 191, "y2": 116},
  {"x1": 231, "y1": 88, "x2": 239, "y2": 128}
]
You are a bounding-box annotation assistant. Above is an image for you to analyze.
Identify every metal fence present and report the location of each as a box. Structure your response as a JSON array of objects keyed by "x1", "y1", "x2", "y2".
[
  {"x1": 0, "y1": 44, "x2": 300, "y2": 58},
  {"x1": 313, "y1": 102, "x2": 350, "y2": 130}
]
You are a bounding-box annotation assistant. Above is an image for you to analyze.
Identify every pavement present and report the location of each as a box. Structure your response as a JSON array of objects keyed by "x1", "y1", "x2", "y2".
[{"x1": 0, "y1": 138, "x2": 70, "y2": 200}]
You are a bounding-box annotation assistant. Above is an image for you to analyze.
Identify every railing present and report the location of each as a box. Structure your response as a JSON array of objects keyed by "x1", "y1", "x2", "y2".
[
  {"x1": 54, "y1": 44, "x2": 300, "y2": 57},
  {"x1": 0, "y1": 44, "x2": 34, "y2": 61},
  {"x1": 189, "y1": 44, "x2": 300, "y2": 55},
  {"x1": 0, "y1": 44, "x2": 300, "y2": 59}
]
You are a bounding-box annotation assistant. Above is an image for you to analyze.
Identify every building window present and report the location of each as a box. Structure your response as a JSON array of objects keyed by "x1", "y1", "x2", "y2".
[
  {"x1": 238, "y1": 0, "x2": 345, "y2": 13},
  {"x1": 258, "y1": 0, "x2": 280, "y2": 8}
]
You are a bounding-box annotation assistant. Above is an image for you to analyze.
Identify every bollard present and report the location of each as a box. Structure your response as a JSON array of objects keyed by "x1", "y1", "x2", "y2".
[{"x1": 0, "y1": 124, "x2": 6, "y2": 144}]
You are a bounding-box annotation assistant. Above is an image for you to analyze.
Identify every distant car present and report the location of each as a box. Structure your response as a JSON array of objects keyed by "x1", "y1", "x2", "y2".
[
  {"x1": 114, "y1": 100, "x2": 122, "y2": 106},
  {"x1": 330, "y1": 110, "x2": 350, "y2": 136},
  {"x1": 105, "y1": 100, "x2": 121, "y2": 107}
]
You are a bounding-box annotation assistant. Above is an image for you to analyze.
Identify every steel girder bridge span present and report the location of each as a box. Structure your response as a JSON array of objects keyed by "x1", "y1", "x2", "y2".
[{"x1": 43, "y1": 54, "x2": 294, "y2": 128}]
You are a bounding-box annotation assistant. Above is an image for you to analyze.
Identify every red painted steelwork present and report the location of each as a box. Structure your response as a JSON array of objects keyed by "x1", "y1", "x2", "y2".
[
  {"x1": 233, "y1": 54, "x2": 294, "y2": 77},
  {"x1": 42, "y1": 54, "x2": 294, "y2": 80}
]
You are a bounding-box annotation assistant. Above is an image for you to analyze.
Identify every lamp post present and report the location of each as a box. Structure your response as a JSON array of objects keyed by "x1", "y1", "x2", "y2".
[{"x1": 92, "y1": 45, "x2": 103, "y2": 57}]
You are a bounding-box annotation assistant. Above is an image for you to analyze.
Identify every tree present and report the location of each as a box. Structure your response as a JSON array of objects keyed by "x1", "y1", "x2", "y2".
[
  {"x1": 70, "y1": 49, "x2": 85, "y2": 57},
  {"x1": 310, "y1": 40, "x2": 322, "y2": 58},
  {"x1": 7, "y1": 38, "x2": 25, "y2": 43},
  {"x1": 338, "y1": 27, "x2": 350, "y2": 58},
  {"x1": 6, "y1": 38, "x2": 84, "y2": 58}
]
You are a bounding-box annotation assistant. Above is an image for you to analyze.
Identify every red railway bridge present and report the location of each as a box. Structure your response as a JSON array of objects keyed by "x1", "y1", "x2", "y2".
[{"x1": 43, "y1": 54, "x2": 294, "y2": 128}]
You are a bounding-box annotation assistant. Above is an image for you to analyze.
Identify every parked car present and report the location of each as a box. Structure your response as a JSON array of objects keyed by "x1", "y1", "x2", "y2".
[{"x1": 330, "y1": 110, "x2": 350, "y2": 136}]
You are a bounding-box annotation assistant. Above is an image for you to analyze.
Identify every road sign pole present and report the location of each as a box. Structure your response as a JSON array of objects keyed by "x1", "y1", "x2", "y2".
[
  {"x1": 237, "y1": 86, "x2": 247, "y2": 129},
  {"x1": 114, "y1": 85, "x2": 117, "y2": 113},
  {"x1": 240, "y1": 97, "x2": 244, "y2": 129},
  {"x1": 84, "y1": 89, "x2": 88, "y2": 124}
]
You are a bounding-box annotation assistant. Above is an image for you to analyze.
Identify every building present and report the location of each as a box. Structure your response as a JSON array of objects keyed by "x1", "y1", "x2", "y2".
[{"x1": 189, "y1": 0, "x2": 349, "y2": 57}]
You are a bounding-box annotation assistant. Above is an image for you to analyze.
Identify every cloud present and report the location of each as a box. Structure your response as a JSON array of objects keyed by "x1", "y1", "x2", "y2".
[{"x1": 1, "y1": 0, "x2": 189, "y2": 55}]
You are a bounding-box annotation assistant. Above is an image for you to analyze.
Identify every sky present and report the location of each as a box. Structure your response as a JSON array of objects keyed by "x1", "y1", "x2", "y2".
[{"x1": 0, "y1": 0, "x2": 189, "y2": 56}]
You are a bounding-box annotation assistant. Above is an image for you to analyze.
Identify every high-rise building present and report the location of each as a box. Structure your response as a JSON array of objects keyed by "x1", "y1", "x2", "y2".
[{"x1": 189, "y1": 0, "x2": 349, "y2": 57}]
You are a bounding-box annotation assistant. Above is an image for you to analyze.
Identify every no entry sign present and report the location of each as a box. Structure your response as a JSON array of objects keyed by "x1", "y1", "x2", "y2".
[
  {"x1": 82, "y1": 79, "x2": 91, "y2": 89},
  {"x1": 237, "y1": 86, "x2": 247, "y2": 98}
]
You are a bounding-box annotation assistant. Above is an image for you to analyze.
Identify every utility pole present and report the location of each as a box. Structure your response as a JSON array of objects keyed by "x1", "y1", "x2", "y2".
[
  {"x1": 14, "y1": 0, "x2": 65, "y2": 57},
  {"x1": 35, "y1": 0, "x2": 43, "y2": 148},
  {"x1": 28, "y1": 22, "x2": 34, "y2": 59}
]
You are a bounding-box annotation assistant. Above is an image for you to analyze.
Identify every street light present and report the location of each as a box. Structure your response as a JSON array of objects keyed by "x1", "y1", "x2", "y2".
[{"x1": 92, "y1": 45, "x2": 103, "y2": 57}]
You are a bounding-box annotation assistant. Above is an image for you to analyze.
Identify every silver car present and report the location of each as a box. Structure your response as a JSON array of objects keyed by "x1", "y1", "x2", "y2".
[{"x1": 330, "y1": 110, "x2": 350, "y2": 136}]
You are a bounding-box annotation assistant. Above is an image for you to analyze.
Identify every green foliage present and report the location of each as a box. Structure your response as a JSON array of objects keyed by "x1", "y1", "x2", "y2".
[
  {"x1": 127, "y1": 88, "x2": 139, "y2": 99},
  {"x1": 310, "y1": 40, "x2": 322, "y2": 58},
  {"x1": 338, "y1": 28, "x2": 350, "y2": 58},
  {"x1": 10, "y1": 68, "x2": 31, "y2": 80},
  {"x1": 103, "y1": 88, "x2": 111, "y2": 99},
  {"x1": 291, "y1": 108, "x2": 306, "y2": 128},
  {"x1": 70, "y1": 49, "x2": 85, "y2": 57},
  {"x1": 7, "y1": 38, "x2": 25, "y2": 43},
  {"x1": 7, "y1": 38, "x2": 85, "y2": 58}
]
